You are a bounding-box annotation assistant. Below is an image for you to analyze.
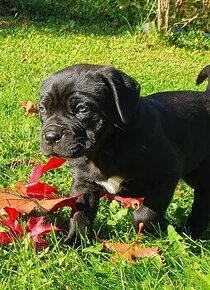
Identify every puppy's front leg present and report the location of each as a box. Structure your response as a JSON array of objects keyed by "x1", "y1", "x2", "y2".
[
  {"x1": 65, "y1": 160, "x2": 101, "y2": 246},
  {"x1": 132, "y1": 179, "x2": 178, "y2": 234},
  {"x1": 132, "y1": 204, "x2": 168, "y2": 233}
]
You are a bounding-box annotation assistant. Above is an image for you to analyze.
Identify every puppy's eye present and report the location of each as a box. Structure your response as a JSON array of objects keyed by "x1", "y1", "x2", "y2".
[
  {"x1": 39, "y1": 105, "x2": 46, "y2": 114},
  {"x1": 76, "y1": 105, "x2": 90, "y2": 114}
]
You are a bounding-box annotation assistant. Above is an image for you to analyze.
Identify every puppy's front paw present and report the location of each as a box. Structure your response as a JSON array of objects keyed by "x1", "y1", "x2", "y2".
[
  {"x1": 64, "y1": 211, "x2": 94, "y2": 247},
  {"x1": 132, "y1": 205, "x2": 168, "y2": 233}
]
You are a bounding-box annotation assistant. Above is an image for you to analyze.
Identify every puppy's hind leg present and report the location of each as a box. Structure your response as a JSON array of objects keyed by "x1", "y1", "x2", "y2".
[
  {"x1": 184, "y1": 157, "x2": 210, "y2": 239},
  {"x1": 186, "y1": 187, "x2": 210, "y2": 239}
]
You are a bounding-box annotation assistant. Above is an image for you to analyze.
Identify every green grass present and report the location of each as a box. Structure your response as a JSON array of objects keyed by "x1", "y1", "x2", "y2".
[{"x1": 0, "y1": 16, "x2": 210, "y2": 290}]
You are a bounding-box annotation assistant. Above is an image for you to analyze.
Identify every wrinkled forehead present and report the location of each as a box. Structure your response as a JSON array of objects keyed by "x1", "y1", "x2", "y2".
[{"x1": 40, "y1": 69, "x2": 107, "y2": 102}]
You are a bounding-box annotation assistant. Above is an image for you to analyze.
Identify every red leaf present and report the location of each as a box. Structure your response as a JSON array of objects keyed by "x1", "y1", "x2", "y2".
[
  {"x1": 1, "y1": 207, "x2": 23, "y2": 235},
  {"x1": 14, "y1": 158, "x2": 67, "y2": 200},
  {"x1": 101, "y1": 191, "x2": 144, "y2": 209},
  {"x1": 27, "y1": 216, "x2": 59, "y2": 238},
  {"x1": 0, "y1": 232, "x2": 13, "y2": 244},
  {"x1": 27, "y1": 216, "x2": 60, "y2": 250},
  {"x1": 4, "y1": 207, "x2": 20, "y2": 221},
  {"x1": 26, "y1": 182, "x2": 59, "y2": 199},
  {"x1": 29, "y1": 157, "x2": 67, "y2": 184},
  {"x1": 0, "y1": 207, "x2": 23, "y2": 244},
  {"x1": 114, "y1": 196, "x2": 144, "y2": 209},
  {"x1": 1, "y1": 218, "x2": 23, "y2": 236},
  {"x1": 16, "y1": 181, "x2": 60, "y2": 199}
]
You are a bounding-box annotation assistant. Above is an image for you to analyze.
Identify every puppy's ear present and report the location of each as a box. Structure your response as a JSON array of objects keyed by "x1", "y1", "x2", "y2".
[{"x1": 101, "y1": 68, "x2": 140, "y2": 124}]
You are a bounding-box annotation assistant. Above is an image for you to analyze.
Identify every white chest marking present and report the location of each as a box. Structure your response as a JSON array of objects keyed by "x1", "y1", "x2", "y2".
[{"x1": 95, "y1": 176, "x2": 124, "y2": 194}]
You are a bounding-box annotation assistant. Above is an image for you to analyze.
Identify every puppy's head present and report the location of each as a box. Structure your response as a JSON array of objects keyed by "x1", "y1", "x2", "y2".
[{"x1": 39, "y1": 64, "x2": 140, "y2": 158}]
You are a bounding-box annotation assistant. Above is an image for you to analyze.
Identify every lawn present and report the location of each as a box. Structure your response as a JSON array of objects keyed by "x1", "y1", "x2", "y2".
[{"x1": 0, "y1": 15, "x2": 210, "y2": 290}]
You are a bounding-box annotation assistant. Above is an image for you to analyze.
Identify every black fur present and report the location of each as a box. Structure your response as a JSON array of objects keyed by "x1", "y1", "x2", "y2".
[{"x1": 39, "y1": 64, "x2": 210, "y2": 245}]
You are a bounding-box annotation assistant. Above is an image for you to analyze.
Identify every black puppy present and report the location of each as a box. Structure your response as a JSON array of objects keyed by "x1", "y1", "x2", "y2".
[{"x1": 39, "y1": 64, "x2": 210, "y2": 244}]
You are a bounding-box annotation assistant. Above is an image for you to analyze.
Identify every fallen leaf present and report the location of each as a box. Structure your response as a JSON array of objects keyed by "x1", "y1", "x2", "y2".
[
  {"x1": 101, "y1": 191, "x2": 144, "y2": 209},
  {"x1": 37, "y1": 194, "x2": 82, "y2": 213},
  {"x1": 114, "y1": 196, "x2": 144, "y2": 209},
  {"x1": 0, "y1": 191, "x2": 36, "y2": 214},
  {"x1": 102, "y1": 223, "x2": 162, "y2": 263},
  {"x1": 0, "y1": 207, "x2": 23, "y2": 244},
  {"x1": 103, "y1": 241, "x2": 162, "y2": 263},
  {"x1": 0, "y1": 21, "x2": 12, "y2": 26},
  {"x1": 21, "y1": 157, "x2": 67, "y2": 199},
  {"x1": 0, "y1": 232, "x2": 14, "y2": 244},
  {"x1": 0, "y1": 208, "x2": 60, "y2": 249},
  {"x1": 26, "y1": 182, "x2": 60, "y2": 199},
  {"x1": 29, "y1": 157, "x2": 67, "y2": 183},
  {"x1": 20, "y1": 100, "x2": 38, "y2": 116},
  {"x1": 15, "y1": 181, "x2": 61, "y2": 201},
  {"x1": 3, "y1": 207, "x2": 20, "y2": 221},
  {"x1": 27, "y1": 216, "x2": 60, "y2": 250},
  {"x1": 27, "y1": 216, "x2": 59, "y2": 240},
  {"x1": 15, "y1": 182, "x2": 27, "y2": 195},
  {"x1": 0, "y1": 191, "x2": 82, "y2": 214},
  {"x1": 7, "y1": 159, "x2": 36, "y2": 168}
]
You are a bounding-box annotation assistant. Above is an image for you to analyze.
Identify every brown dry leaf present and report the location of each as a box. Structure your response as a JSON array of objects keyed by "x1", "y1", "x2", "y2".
[
  {"x1": 8, "y1": 160, "x2": 36, "y2": 168},
  {"x1": 0, "y1": 192, "x2": 36, "y2": 214},
  {"x1": 37, "y1": 195, "x2": 82, "y2": 213},
  {"x1": 20, "y1": 100, "x2": 38, "y2": 116},
  {"x1": 102, "y1": 223, "x2": 162, "y2": 263},
  {"x1": 103, "y1": 241, "x2": 162, "y2": 263},
  {"x1": 14, "y1": 182, "x2": 27, "y2": 195},
  {"x1": 0, "y1": 21, "x2": 12, "y2": 26},
  {"x1": 0, "y1": 191, "x2": 82, "y2": 214}
]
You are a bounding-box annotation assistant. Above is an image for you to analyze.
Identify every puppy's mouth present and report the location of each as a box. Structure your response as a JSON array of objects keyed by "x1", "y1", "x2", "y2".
[
  {"x1": 69, "y1": 144, "x2": 86, "y2": 158},
  {"x1": 50, "y1": 148, "x2": 84, "y2": 159}
]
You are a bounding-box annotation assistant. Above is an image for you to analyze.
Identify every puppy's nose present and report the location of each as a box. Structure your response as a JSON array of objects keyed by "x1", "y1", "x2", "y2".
[{"x1": 44, "y1": 131, "x2": 63, "y2": 144}]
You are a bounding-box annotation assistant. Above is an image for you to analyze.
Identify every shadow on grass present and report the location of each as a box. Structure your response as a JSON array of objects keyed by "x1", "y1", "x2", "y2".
[
  {"x1": 0, "y1": 16, "x2": 134, "y2": 37},
  {"x1": 1, "y1": 1, "x2": 209, "y2": 51},
  {"x1": 0, "y1": 0, "x2": 145, "y2": 36}
]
